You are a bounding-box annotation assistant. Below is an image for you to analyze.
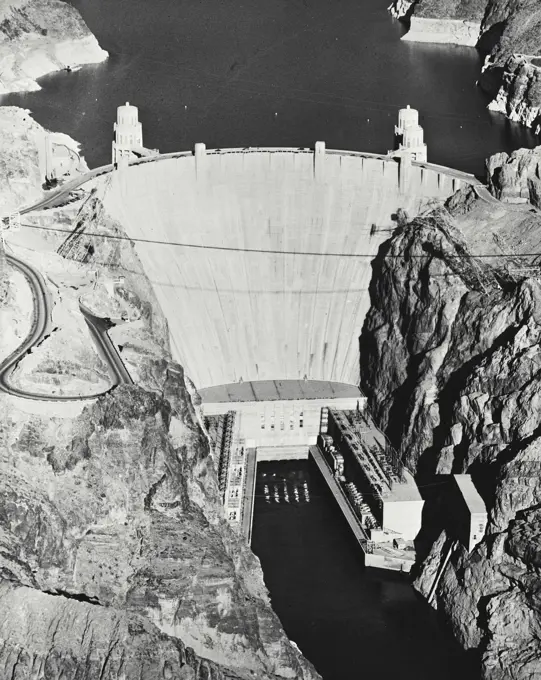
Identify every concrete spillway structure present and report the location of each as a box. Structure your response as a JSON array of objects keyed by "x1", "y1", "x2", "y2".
[{"x1": 93, "y1": 145, "x2": 476, "y2": 388}]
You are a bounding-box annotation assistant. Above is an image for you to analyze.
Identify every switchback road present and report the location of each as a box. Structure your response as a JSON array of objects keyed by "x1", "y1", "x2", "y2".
[{"x1": 1, "y1": 253, "x2": 132, "y2": 401}]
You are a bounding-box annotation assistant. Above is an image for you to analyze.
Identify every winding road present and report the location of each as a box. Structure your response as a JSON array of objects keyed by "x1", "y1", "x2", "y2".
[
  {"x1": 0, "y1": 253, "x2": 132, "y2": 401},
  {"x1": 17, "y1": 163, "x2": 114, "y2": 216}
]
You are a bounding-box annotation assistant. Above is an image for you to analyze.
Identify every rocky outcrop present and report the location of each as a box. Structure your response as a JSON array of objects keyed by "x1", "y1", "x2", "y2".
[
  {"x1": 0, "y1": 0, "x2": 107, "y2": 95},
  {"x1": 486, "y1": 145, "x2": 541, "y2": 206},
  {"x1": 0, "y1": 107, "x2": 123, "y2": 397},
  {"x1": 1, "y1": 374, "x2": 319, "y2": 679},
  {"x1": 475, "y1": 2, "x2": 541, "y2": 127},
  {"x1": 485, "y1": 56, "x2": 541, "y2": 135},
  {"x1": 0, "y1": 582, "x2": 242, "y2": 680},
  {"x1": 388, "y1": 0, "x2": 415, "y2": 20},
  {"x1": 412, "y1": 480, "x2": 541, "y2": 679},
  {"x1": 481, "y1": 0, "x2": 541, "y2": 65},
  {"x1": 389, "y1": 0, "x2": 487, "y2": 23},
  {"x1": 1, "y1": 382, "x2": 319, "y2": 679},
  {"x1": 360, "y1": 197, "x2": 541, "y2": 678},
  {"x1": 361, "y1": 209, "x2": 502, "y2": 472}
]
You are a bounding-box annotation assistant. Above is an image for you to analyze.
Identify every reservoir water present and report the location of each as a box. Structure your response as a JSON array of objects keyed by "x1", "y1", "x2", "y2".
[
  {"x1": 0, "y1": 0, "x2": 538, "y2": 176},
  {"x1": 0, "y1": 1, "x2": 523, "y2": 674},
  {"x1": 252, "y1": 460, "x2": 478, "y2": 680}
]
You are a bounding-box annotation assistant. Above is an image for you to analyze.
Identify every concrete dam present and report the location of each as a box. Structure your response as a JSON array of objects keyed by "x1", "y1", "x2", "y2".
[
  {"x1": 32, "y1": 103, "x2": 483, "y2": 561},
  {"x1": 93, "y1": 143, "x2": 475, "y2": 388},
  {"x1": 68, "y1": 105, "x2": 477, "y2": 388}
]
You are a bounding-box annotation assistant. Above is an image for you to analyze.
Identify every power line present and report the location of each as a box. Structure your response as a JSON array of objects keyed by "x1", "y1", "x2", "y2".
[{"x1": 16, "y1": 221, "x2": 541, "y2": 260}]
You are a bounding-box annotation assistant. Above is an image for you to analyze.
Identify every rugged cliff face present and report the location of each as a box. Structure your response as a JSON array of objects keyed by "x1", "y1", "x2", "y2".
[
  {"x1": 0, "y1": 0, "x2": 107, "y2": 94},
  {"x1": 0, "y1": 382, "x2": 319, "y2": 679},
  {"x1": 388, "y1": 0, "x2": 541, "y2": 132},
  {"x1": 486, "y1": 145, "x2": 541, "y2": 206},
  {"x1": 359, "y1": 181, "x2": 541, "y2": 678},
  {"x1": 0, "y1": 109, "x2": 320, "y2": 680},
  {"x1": 484, "y1": 56, "x2": 541, "y2": 136}
]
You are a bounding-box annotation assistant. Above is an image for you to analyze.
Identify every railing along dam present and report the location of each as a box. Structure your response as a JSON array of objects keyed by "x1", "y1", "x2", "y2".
[{"x1": 86, "y1": 146, "x2": 476, "y2": 388}]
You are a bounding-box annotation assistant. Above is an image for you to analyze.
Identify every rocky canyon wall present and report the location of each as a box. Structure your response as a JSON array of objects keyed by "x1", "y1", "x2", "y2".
[
  {"x1": 486, "y1": 144, "x2": 541, "y2": 206},
  {"x1": 388, "y1": 0, "x2": 541, "y2": 134},
  {"x1": 0, "y1": 109, "x2": 320, "y2": 680},
  {"x1": 359, "y1": 163, "x2": 541, "y2": 678}
]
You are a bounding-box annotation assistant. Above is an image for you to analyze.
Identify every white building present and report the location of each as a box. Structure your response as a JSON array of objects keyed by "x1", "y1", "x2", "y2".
[
  {"x1": 326, "y1": 409, "x2": 424, "y2": 542},
  {"x1": 201, "y1": 380, "x2": 366, "y2": 461},
  {"x1": 112, "y1": 102, "x2": 143, "y2": 166},
  {"x1": 380, "y1": 470, "x2": 424, "y2": 541},
  {"x1": 390, "y1": 104, "x2": 428, "y2": 162},
  {"x1": 395, "y1": 104, "x2": 419, "y2": 136},
  {"x1": 201, "y1": 380, "x2": 366, "y2": 536},
  {"x1": 451, "y1": 474, "x2": 488, "y2": 552}
]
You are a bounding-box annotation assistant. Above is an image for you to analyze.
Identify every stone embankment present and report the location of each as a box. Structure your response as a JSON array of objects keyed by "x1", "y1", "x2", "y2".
[
  {"x1": 401, "y1": 17, "x2": 480, "y2": 46},
  {"x1": 0, "y1": 0, "x2": 107, "y2": 94},
  {"x1": 359, "y1": 157, "x2": 541, "y2": 678},
  {"x1": 388, "y1": 0, "x2": 484, "y2": 45}
]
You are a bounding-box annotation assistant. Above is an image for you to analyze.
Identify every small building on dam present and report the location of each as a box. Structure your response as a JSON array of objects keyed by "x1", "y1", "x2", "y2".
[{"x1": 78, "y1": 103, "x2": 480, "y2": 570}]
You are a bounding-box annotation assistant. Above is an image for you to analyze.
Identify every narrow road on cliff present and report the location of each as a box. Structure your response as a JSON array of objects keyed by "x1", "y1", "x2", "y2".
[
  {"x1": 17, "y1": 164, "x2": 114, "y2": 215},
  {"x1": 0, "y1": 253, "x2": 133, "y2": 401}
]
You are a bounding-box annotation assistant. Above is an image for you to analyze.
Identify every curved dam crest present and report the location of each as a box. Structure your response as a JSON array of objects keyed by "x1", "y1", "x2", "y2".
[{"x1": 92, "y1": 147, "x2": 476, "y2": 388}]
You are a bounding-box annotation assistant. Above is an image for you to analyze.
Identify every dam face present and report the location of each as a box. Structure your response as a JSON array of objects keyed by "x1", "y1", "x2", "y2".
[{"x1": 97, "y1": 147, "x2": 474, "y2": 388}]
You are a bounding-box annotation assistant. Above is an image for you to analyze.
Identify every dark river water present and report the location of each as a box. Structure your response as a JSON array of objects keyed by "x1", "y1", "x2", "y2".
[
  {"x1": 0, "y1": 0, "x2": 538, "y2": 175},
  {"x1": 252, "y1": 460, "x2": 479, "y2": 680}
]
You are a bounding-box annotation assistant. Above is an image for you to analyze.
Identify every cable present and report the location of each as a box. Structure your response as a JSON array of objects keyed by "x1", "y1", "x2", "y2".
[{"x1": 15, "y1": 221, "x2": 541, "y2": 260}]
